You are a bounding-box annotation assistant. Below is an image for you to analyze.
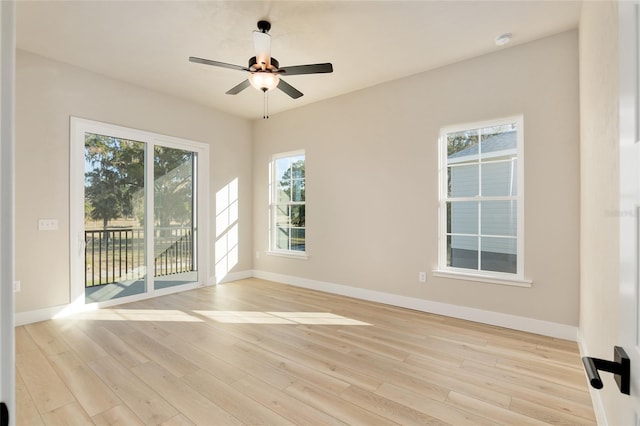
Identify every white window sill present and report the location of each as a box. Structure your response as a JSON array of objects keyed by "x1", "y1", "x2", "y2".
[
  {"x1": 432, "y1": 270, "x2": 532, "y2": 288},
  {"x1": 266, "y1": 251, "x2": 309, "y2": 260}
]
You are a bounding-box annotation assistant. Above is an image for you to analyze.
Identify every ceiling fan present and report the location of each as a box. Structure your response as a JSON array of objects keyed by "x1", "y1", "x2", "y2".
[{"x1": 189, "y1": 20, "x2": 333, "y2": 117}]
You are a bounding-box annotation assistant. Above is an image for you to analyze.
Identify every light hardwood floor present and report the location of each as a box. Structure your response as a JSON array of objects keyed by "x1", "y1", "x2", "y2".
[{"x1": 16, "y1": 278, "x2": 596, "y2": 425}]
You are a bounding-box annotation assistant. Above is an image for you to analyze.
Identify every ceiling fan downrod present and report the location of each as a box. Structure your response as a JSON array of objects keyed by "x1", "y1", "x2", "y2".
[{"x1": 257, "y1": 20, "x2": 271, "y2": 33}]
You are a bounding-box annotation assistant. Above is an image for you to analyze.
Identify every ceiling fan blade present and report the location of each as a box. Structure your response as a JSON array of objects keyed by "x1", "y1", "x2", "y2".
[
  {"x1": 226, "y1": 79, "x2": 251, "y2": 95},
  {"x1": 279, "y1": 63, "x2": 333, "y2": 76},
  {"x1": 277, "y1": 78, "x2": 303, "y2": 99},
  {"x1": 253, "y1": 31, "x2": 271, "y2": 69},
  {"x1": 189, "y1": 56, "x2": 250, "y2": 72}
]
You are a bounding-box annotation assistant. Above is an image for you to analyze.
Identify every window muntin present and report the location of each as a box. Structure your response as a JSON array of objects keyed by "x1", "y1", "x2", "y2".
[
  {"x1": 440, "y1": 117, "x2": 523, "y2": 279},
  {"x1": 270, "y1": 151, "x2": 306, "y2": 254}
]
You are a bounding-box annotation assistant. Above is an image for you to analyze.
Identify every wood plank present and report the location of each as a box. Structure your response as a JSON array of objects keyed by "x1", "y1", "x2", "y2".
[
  {"x1": 158, "y1": 414, "x2": 196, "y2": 426},
  {"x1": 15, "y1": 371, "x2": 44, "y2": 426},
  {"x1": 232, "y1": 375, "x2": 347, "y2": 425},
  {"x1": 510, "y1": 396, "x2": 597, "y2": 425},
  {"x1": 117, "y1": 329, "x2": 199, "y2": 378},
  {"x1": 49, "y1": 350, "x2": 121, "y2": 417},
  {"x1": 40, "y1": 402, "x2": 93, "y2": 426},
  {"x1": 340, "y1": 385, "x2": 447, "y2": 425},
  {"x1": 446, "y1": 391, "x2": 548, "y2": 426},
  {"x1": 24, "y1": 321, "x2": 70, "y2": 357},
  {"x1": 84, "y1": 325, "x2": 149, "y2": 368},
  {"x1": 15, "y1": 326, "x2": 39, "y2": 355},
  {"x1": 88, "y1": 356, "x2": 178, "y2": 425},
  {"x1": 49, "y1": 321, "x2": 109, "y2": 363},
  {"x1": 285, "y1": 381, "x2": 399, "y2": 426},
  {"x1": 130, "y1": 361, "x2": 243, "y2": 425},
  {"x1": 462, "y1": 359, "x2": 593, "y2": 406},
  {"x1": 92, "y1": 405, "x2": 145, "y2": 426},
  {"x1": 233, "y1": 339, "x2": 351, "y2": 395},
  {"x1": 183, "y1": 368, "x2": 297, "y2": 425},
  {"x1": 16, "y1": 348, "x2": 76, "y2": 414}
]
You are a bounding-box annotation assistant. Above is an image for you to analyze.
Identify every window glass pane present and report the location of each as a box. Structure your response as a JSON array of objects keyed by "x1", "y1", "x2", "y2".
[
  {"x1": 448, "y1": 164, "x2": 479, "y2": 197},
  {"x1": 275, "y1": 227, "x2": 289, "y2": 250},
  {"x1": 448, "y1": 201, "x2": 478, "y2": 234},
  {"x1": 153, "y1": 146, "x2": 197, "y2": 290},
  {"x1": 481, "y1": 161, "x2": 517, "y2": 196},
  {"x1": 481, "y1": 237, "x2": 517, "y2": 273},
  {"x1": 290, "y1": 205, "x2": 305, "y2": 227},
  {"x1": 275, "y1": 158, "x2": 291, "y2": 181},
  {"x1": 275, "y1": 205, "x2": 290, "y2": 226},
  {"x1": 292, "y1": 179, "x2": 305, "y2": 202},
  {"x1": 479, "y1": 124, "x2": 517, "y2": 160},
  {"x1": 290, "y1": 228, "x2": 306, "y2": 252},
  {"x1": 277, "y1": 183, "x2": 291, "y2": 203},
  {"x1": 480, "y1": 201, "x2": 516, "y2": 236},
  {"x1": 291, "y1": 156, "x2": 305, "y2": 178},
  {"x1": 84, "y1": 134, "x2": 147, "y2": 299},
  {"x1": 447, "y1": 130, "x2": 479, "y2": 159},
  {"x1": 448, "y1": 235, "x2": 478, "y2": 269}
]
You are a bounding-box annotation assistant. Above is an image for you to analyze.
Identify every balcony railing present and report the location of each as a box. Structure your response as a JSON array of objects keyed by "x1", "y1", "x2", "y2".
[{"x1": 85, "y1": 227, "x2": 194, "y2": 287}]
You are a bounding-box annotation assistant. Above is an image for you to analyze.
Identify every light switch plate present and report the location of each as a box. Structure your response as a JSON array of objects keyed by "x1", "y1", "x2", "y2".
[{"x1": 38, "y1": 218, "x2": 58, "y2": 231}]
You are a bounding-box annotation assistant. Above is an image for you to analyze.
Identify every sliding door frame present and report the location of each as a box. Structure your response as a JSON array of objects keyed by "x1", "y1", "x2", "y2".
[{"x1": 70, "y1": 117, "x2": 210, "y2": 309}]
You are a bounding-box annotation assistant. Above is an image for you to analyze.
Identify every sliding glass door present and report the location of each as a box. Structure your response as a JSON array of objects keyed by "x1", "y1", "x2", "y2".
[
  {"x1": 153, "y1": 146, "x2": 198, "y2": 290},
  {"x1": 71, "y1": 118, "x2": 208, "y2": 306},
  {"x1": 84, "y1": 134, "x2": 148, "y2": 302}
]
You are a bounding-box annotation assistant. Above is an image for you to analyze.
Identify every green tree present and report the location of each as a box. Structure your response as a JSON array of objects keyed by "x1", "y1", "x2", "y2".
[
  {"x1": 278, "y1": 159, "x2": 305, "y2": 227},
  {"x1": 447, "y1": 131, "x2": 478, "y2": 156},
  {"x1": 85, "y1": 134, "x2": 194, "y2": 233},
  {"x1": 153, "y1": 147, "x2": 194, "y2": 232},
  {"x1": 84, "y1": 134, "x2": 144, "y2": 231}
]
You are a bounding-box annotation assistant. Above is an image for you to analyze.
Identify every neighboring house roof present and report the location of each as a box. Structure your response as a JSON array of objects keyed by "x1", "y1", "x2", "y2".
[{"x1": 448, "y1": 130, "x2": 517, "y2": 161}]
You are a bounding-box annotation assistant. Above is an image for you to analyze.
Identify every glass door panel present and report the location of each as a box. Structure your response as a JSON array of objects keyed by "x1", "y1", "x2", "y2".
[
  {"x1": 153, "y1": 146, "x2": 197, "y2": 289},
  {"x1": 84, "y1": 133, "x2": 147, "y2": 303}
]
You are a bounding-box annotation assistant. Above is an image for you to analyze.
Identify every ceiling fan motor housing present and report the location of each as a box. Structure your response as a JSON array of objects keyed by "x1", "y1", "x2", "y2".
[{"x1": 249, "y1": 56, "x2": 279, "y2": 71}]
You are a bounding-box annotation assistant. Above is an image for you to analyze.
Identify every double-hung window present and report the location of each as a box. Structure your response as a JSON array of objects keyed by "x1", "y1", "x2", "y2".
[
  {"x1": 270, "y1": 150, "x2": 306, "y2": 256},
  {"x1": 438, "y1": 116, "x2": 525, "y2": 284}
]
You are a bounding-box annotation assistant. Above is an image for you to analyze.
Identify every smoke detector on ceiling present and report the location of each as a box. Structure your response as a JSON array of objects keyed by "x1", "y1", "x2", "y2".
[{"x1": 495, "y1": 33, "x2": 512, "y2": 46}]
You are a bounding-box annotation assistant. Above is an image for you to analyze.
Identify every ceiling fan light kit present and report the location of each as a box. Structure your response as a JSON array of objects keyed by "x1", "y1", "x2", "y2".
[
  {"x1": 248, "y1": 72, "x2": 280, "y2": 92},
  {"x1": 189, "y1": 20, "x2": 333, "y2": 118}
]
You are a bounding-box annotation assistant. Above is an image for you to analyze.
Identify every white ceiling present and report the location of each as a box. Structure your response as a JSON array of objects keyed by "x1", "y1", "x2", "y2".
[{"x1": 16, "y1": 1, "x2": 581, "y2": 120}]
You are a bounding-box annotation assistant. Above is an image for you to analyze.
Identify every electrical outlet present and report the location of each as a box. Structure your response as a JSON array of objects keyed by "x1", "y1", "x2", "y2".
[
  {"x1": 418, "y1": 272, "x2": 427, "y2": 283},
  {"x1": 14, "y1": 281, "x2": 20, "y2": 293},
  {"x1": 38, "y1": 218, "x2": 58, "y2": 231},
  {"x1": 256, "y1": 251, "x2": 261, "y2": 259}
]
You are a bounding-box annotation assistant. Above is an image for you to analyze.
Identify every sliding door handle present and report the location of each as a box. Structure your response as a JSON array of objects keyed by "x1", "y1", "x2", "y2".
[{"x1": 582, "y1": 346, "x2": 630, "y2": 395}]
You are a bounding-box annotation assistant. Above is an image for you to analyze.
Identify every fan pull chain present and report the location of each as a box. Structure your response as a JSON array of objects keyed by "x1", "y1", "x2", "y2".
[{"x1": 263, "y1": 90, "x2": 269, "y2": 119}]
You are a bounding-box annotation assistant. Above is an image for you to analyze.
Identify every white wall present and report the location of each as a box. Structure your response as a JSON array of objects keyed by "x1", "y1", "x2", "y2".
[
  {"x1": 578, "y1": 2, "x2": 622, "y2": 424},
  {"x1": 253, "y1": 30, "x2": 580, "y2": 328},
  {"x1": 1, "y1": 1, "x2": 16, "y2": 423},
  {"x1": 15, "y1": 50, "x2": 253, "y2": 314}
]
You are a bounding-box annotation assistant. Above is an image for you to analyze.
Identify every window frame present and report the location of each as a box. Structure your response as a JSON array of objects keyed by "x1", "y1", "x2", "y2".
[
  {"x1": 268, "y1": 149, "x2": 308, "y2": 259},
  {"x1": 436, "y1": 115, "x2": 529, "y2": 286}
]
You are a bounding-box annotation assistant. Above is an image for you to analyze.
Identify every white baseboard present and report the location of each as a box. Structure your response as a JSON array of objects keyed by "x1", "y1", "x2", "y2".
[
  {"x1": 252, "y1": 270, "x2": 578, "y2": 341},
  {"x1": 15, "y1": 304, "x2": 68, "y2": 326},
  {"x1": 576, "y1": 329, "x2": 608, "y2": 426}
]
